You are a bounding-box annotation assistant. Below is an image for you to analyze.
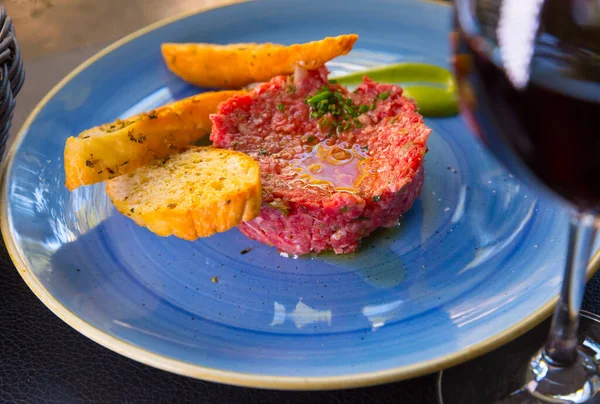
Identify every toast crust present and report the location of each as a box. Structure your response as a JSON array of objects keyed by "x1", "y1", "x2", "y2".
[{"x1": 106, "y1": 147, "x2": 262, "y2": 239}]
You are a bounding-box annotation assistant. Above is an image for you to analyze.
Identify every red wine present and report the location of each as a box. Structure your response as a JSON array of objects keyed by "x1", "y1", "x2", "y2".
[{"x1": 454, "y1": 30, "x2": 600, "y2": 212}]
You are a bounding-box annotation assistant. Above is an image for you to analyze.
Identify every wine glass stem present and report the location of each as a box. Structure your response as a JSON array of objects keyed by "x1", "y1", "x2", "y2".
[{"x1": 544, "y1": 213, "x2": 597, "y2": 366}]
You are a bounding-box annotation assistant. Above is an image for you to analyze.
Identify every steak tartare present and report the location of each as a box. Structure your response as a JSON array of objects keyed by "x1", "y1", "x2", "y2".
[{"x1": 210, "y1": 66, "x2": 431, "y2": 254}]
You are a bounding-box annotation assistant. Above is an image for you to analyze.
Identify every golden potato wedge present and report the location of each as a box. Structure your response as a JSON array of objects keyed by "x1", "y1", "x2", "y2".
[
  {"x1": 106, "y1": 146, "x2": 262, "y2": 239},
  {"x1": 64, "y1": 90, "x2": 242, "y2": 191},
  {"x1": 161, "y1": 34, "x2": 358, "y2": 89}
]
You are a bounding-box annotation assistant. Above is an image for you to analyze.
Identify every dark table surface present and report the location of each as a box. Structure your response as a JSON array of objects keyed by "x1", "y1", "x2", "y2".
[
  {"x1": 3, "y1": 1, "x2": 600, "y2": 403},
  {"x1": 2, "y1": 225, "x2": 600, "y2": 404}
]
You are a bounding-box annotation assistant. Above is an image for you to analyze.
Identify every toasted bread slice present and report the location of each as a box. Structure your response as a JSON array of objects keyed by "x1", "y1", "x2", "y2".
[
  {"x1": 161, "y1": 34, "x2": 358, "y2": 89},
  {"x1": 106, "y1": 146, "x2": 262, "y2": 239},
  {"x1": 64, "y1": 90, "x2": 242, "y2": 191}
]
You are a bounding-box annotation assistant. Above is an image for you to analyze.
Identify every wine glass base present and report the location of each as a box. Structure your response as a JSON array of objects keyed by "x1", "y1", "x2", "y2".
[{"x1": 437, "y1": 311, "x2": 600, "y2": 404}]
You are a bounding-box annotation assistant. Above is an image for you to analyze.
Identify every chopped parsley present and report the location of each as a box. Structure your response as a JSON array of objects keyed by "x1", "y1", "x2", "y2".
[
  {"x1": 378, "y1": 92, "x2": 389, "y2": 100},
  {"x1": 307, "y1": 90, "x2": 332, "y2": 105},
  {"x1": 277, "y1": 103, "x2": 285, "y2": 112},
  {"x1": 341, "y1": 206, "x2": 348, "y2": 213},
  {"x1": 372, "y1": 195, "x2": 381, "y2": 202},
  {"x1": 305, "y1": 86, "x2": 371, "y2": 133}
]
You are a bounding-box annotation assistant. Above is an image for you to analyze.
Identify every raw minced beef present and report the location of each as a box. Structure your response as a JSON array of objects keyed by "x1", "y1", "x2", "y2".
[{"x1": 210, "y1": 67, "x2": 430, "y2": 254}]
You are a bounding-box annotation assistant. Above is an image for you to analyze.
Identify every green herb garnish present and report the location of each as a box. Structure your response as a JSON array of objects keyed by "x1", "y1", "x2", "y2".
[
  {"x1": 307, "y1": 91, "x2": 332, "y2": 105},
  {"x1": 305, "y1": 87, "x2": 370, "y2": 133},
  {"x1": 277, "y1": 103, "x2": 285, "y2": 112}
]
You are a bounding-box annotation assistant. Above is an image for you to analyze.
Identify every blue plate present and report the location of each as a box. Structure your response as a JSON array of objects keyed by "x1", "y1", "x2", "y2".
[{"x1": 2, "y1": 0, "x2": 599, "y2": 390}]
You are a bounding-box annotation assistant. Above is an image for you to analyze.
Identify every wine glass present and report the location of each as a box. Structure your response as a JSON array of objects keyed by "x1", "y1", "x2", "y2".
[{"x1": 438, "y1": 0, "x2": 600, "y2": 402}]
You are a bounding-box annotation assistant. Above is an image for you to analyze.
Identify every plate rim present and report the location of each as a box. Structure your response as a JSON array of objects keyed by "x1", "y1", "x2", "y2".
[{"x1": 2, "y1": 0, "x2": 600, "y2": 390}]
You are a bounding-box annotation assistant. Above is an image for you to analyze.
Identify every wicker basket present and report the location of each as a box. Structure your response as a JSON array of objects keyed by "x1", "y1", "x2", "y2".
[{"x1": 0, "y1": 6, "x2": 25, "y2": 160}]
